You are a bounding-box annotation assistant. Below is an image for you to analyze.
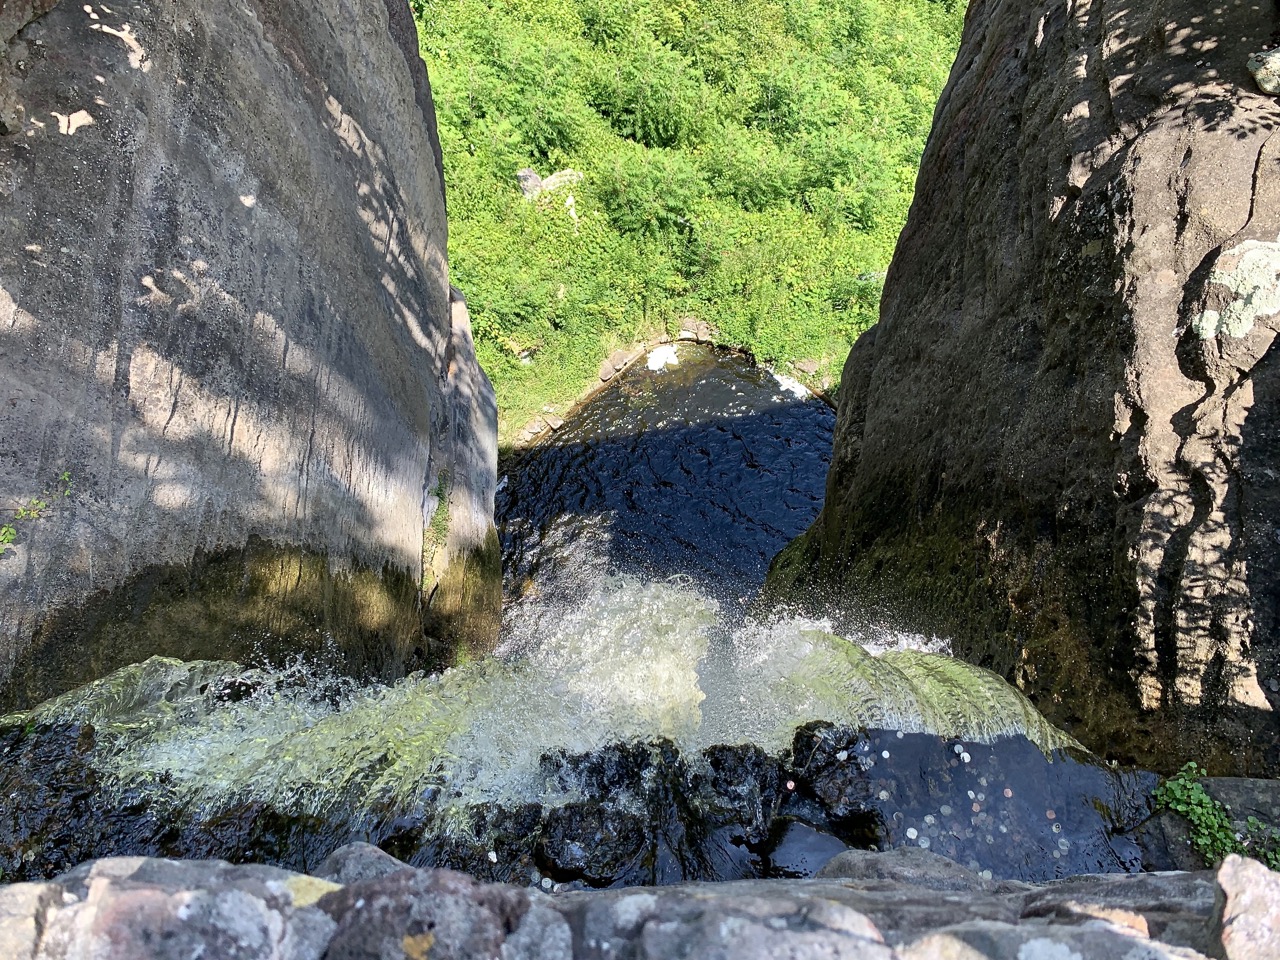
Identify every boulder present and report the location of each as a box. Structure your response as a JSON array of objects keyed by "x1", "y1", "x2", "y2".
[
  {"x1": 767, "y1": 0, "x2": 1280, "y2": 774},
  {"x1": 1213, "y1": 854, "x2": 1280, "y2": 960},
  {"x1": 0, "y1": 0, "x2": 499, "y2": 705}
]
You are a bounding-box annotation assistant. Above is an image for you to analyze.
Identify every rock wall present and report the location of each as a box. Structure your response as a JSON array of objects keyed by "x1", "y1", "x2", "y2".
[
  {"x1": 2, "y1": 845, "x2": 1276, "y2": 960},
  {"x1": 768, "y1": 0, "x2": 1280, "y2": 774},
  {"x1": 0, "y1": 0, "x2": 498, "y2": 706}
]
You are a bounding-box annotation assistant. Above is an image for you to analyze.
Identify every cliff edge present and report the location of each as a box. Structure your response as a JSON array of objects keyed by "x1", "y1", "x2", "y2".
[
  {"x1": 0, "y1": 0, "x2": 498, "y2": 707},
  {"x1": 769, "y1": 0, "x2": 1280, "y2": 774}
]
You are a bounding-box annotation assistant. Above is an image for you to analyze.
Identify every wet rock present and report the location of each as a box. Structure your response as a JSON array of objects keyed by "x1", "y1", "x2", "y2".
[
  {"x1": 1213, "y1": 854, "x2": 1280, "y2": 960},
  {"x1": 1129, "y1": 811, "x2": 1204, "y2": 872},
  {"x1": 1129, "y1": 777, "x2": 1280, "y2": 872},
  {"x1": 314, "y1": 844, "x2": 411, "y2": 887},
  {"x1": 538, "y1": 803, "x2": 648, "y2": 886},
  {"x1": 608, "y1": 347, "x2": 643, "y2": 373}
]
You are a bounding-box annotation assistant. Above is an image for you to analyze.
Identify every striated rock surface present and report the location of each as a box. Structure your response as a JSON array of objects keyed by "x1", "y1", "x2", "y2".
[
  {"x1": 769, "y1": 0, "x2": 1280, "y2": 774},
  {"x1": 0, "y1": 0, "x2": 499, "y2": 705},
  {"x1": 1, "y1": 847, "x2": 1276, "y2": 959}
]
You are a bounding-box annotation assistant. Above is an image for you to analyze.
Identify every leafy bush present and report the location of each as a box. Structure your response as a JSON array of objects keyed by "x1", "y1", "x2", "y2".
[
  {"x1": 1155, "y1": 762, "x2": 1280, "y2": 870},
  {"x1": 414, "y1": 0, "x2": 968, "y2": 436},
  {"x1": 597, "y1": 148, "x2": 704, "y2": 237}
]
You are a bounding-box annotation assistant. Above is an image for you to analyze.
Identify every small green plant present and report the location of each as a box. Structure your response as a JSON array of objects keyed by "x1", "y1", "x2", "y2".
[
  {"x1": 0, "y1": 471, "x2": 74, "y2": 557},
  {"x1": 1155, "y1": 762, "x2": 1280, "y2": 869}
]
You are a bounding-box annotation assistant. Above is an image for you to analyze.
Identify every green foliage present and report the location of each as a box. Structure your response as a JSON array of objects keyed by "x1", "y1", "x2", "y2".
[
  {"x1": 1155, "y1": 763, "x2": 1280, "y2": 870},
  {"x1": 1, "y1": 471, "x2": 73, "y2": 557},
  {"x1": 415, "y1": 0, "x2": 967, "y2": 435}
]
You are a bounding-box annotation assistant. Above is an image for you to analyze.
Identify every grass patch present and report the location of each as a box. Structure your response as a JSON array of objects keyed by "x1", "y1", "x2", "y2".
[{"x1": 413, "y1": 0, "x2": 968, "y2": 436}]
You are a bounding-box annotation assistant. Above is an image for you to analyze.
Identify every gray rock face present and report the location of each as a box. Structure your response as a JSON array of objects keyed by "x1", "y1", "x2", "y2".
[
  {"x1": 0, "y1": 0, "x2": 498, "y2": 702},
  {"x1": 769, "y1": 0, "x2": 1280, "y2": 774},
  {"x1": 1, "y1": 848, "x2": 1277, "y2": 959}
]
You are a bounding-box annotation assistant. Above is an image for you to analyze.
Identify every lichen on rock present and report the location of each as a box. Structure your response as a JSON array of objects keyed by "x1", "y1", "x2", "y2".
[
  {"x1": 1193, "y1": 234, "x2": 1280, "y2": 339},
  {"x1": 1248, "y1": 49, "x2": 1280, "y2": 94}
]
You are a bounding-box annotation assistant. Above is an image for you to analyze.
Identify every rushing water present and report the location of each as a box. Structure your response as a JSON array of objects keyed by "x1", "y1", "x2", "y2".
[{"x1": 0, "y1": 344, "x2": 1155, "y2": 886}]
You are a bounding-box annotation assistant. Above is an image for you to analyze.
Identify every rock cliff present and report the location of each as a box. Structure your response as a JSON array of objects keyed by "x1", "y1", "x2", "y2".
[
  {"x1": 0, "y1": 0, "x2": 498, "y2": 708},
  {"x1": 769, "y1": 0, "x2": 1280, "y2": 774}
]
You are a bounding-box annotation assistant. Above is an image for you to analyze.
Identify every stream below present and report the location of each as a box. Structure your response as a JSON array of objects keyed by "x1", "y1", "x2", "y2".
[{"x1": 0, "y1": 344, "x2": 1154, "y2": 888}]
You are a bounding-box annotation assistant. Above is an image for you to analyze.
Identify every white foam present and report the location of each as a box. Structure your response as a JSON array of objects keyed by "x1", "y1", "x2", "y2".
[
  {"x1": 647, "y1": 345, "x2": 679, "y2": 371},
  {"x1": 771, "y1": 371, "x2": 811, "y2": 399}
]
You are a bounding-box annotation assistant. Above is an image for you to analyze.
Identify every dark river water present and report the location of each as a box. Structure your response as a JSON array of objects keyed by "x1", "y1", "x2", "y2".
[{"x1": 497, "y1": 344, "x2": 836, "y2": 636}]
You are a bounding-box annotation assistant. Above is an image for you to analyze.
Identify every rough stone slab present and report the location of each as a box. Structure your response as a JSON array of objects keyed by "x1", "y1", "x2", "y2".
[
  {"x1": 1, "y1": 853, "x2": 1277, "y2": 959},
  {"x1": 314, "y1": 843, "x2": 412, "y2": 887},
  {"x1": 817, "y1": 847, "x2": 1027, "y2": 893},
  {"x1": 899, "y1": 919, "x2": 1212, "y2": 960},
  {"x1": 0, "y1": 882, "x2": 59, "y2": 960},
  {"x1": 1215, "y1": 854, "x2": 1280, "y2": 960}
]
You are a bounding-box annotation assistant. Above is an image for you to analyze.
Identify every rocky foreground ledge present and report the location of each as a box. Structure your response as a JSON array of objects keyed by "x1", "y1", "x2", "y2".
[{"x1": 2, "y1": 845, "x2": 1276, "y2": 960}]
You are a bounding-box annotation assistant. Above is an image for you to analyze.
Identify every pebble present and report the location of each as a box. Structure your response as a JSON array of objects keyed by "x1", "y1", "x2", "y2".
[
  {"x1": 487, "y1": 851, "x2": 498, "y2": 863},
  {"x1": 961, "y1": 752, "x2": 971, "y2": 763},
  {"x1": 1004, "y1": 788, "x2": 1013, "y2": 798},
  {"x1": 1046, "y1": 810, "x2": 1056, "y2": 820},
  {"x1": 836, "y1": 750, "x2": 848, "y2": 761},
  {"x1": 882, "y1": 750, "x2": 890, "y2": 759},
  {"x1": 879, "y1": 790, "x2": 891, "y2": 801},
  {"x1": 907, "y1": 827, "x2": 919, "y2": 840},
  {"x1": 939, "y1": 805, "x2": 952, "y2": 815}
]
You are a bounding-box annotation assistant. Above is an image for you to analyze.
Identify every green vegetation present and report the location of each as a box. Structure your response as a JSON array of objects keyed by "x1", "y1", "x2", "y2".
[
  {"x1": 1, "y1": 471, "x2": 74, "y2": 556},
  {"x1": 413, "y1": 0, "x2": 967, "y2": 436},
  {"x1": 1154, "y1": 762, "x2": 1280, "y2": 869}
]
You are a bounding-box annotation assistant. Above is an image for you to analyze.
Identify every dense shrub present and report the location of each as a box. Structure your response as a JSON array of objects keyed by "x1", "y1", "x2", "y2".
[{"x1": 414, "y1": 0, "x2": 968, "y2": 436}]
